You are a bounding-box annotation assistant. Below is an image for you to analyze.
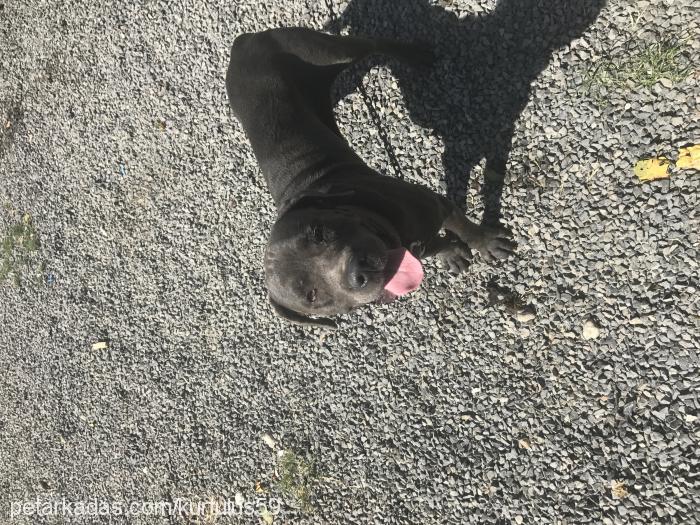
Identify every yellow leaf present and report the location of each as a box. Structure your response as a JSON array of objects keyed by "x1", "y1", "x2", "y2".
[
  {"x1": 676, "y1": 144, "x2": 700, "y2": 170},
  {"x1": 91, "y1": 341, "x2": 108, "y2": 351},
  {"x1": 255, "y1": 480, "x2": 265, "y2": 493},
  {"x1": 260, "y1": 508, "x2": 274, "y2": 524},
  {"x1": 634, "y1": 157, "x2": 670, "y2": 181}
]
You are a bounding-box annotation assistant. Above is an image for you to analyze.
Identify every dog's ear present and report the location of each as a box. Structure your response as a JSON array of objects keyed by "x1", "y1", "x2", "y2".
[
  {"x1": 269, "y1": 296, "x2": 337, "y2": 329},
  {"x1": 277, "y1": 189, "x2": 356, "y2": 216}
]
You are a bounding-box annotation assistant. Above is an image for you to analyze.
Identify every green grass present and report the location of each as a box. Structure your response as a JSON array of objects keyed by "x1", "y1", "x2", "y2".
[
  {"x1": 584, "y1": 35, "x2": 691, "y2": 100},
  {"x1": 277, "y1": 451, "x2": 319, "y2": 513},
  {"x1": 1, "y1": 213, "x2": 41, "y2": 284}
]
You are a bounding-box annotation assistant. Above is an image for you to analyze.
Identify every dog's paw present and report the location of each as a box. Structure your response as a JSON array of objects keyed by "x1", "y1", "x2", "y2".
[
  {"x1": 438, "y1": 237, "x2": 472, "y2": 274},
  {"x1": 472, "y1": 225, "x2": 516, "y2": 262}
]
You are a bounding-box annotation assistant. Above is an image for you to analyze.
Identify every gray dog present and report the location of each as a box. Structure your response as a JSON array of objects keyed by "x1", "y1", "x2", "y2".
[{"x1": 226, "y1": 28, "x2": 515, "y2": 328}]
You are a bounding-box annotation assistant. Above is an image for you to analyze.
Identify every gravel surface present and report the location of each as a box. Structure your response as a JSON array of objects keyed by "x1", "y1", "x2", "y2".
[{"x1": 1, "y1": 0, "x2": 699, "y2": 523}]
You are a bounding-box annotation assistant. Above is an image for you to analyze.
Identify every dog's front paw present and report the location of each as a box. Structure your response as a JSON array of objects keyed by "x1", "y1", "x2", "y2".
[
  {"x1": 472, "y1": 225, "x2": 516, "y2": 262},
  {"x1": 438, "y1": 237, "x2": 472, "y2": 274}
]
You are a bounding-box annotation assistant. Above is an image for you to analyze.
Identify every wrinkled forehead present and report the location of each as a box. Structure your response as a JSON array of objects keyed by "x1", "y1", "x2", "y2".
[
  {"x1": 269, "y1": 207, "x2": 360, "y2": 243},
  {"x1": 265, "y1": 242, "x2": 340, "y2": 285}
]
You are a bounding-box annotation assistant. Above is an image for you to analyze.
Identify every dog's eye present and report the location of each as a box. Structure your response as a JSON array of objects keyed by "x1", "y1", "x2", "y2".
[
  {"x1": 307, "y1": 224, "x2": 324, "y2": 244},
  {"x1": 306, "y1": 289, "x2": 317, "y2": 303},
  {"x1": 313, "y1": 227, "x2": 324, "y2": 244},
  {"x1": 308, "y1": 224, "x2": 334, "y2": 245}
]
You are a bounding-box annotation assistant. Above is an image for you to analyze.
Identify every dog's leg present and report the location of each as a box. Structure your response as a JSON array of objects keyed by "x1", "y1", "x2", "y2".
[
  {"x1": 263, "y1": 27, "x2": 433, "y2": 68},
  {"x1": 442, "y1": 207, "x2": 516, "y2": 263},
  {"x1": 420, "y1": 231, "x2": 473, "y2": 274}
]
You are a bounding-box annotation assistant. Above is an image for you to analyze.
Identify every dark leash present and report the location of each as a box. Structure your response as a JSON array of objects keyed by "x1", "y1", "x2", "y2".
[{"x1": 322, "y1": 0, "x2": 405, "y2": 180}]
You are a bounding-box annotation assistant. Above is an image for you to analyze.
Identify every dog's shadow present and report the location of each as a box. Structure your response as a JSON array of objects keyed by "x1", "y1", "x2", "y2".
[{"x1": 327, "y1": 0, "x2": 605, "y2": 224}]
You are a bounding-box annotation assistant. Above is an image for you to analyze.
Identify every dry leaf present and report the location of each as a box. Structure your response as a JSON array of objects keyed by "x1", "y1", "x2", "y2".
[
  {"x1": 261, "y1": 433, "x2": 277, "y2": 450},
  {"x1": 676, "y1": 144, "x2": 700, "y2": 170},
  {"x1": 255, "y1": 481, "x2": 265, "y2": 493},
  {"x1": 518, "y1": 439, "x2": 531, "y2": 449},
  {"x1": 611, "y1": 480, "x2": 628, "y2": 499},
  {"x1": 583, "y1": 319, "x2": 600, "y2": 340},
  {"x1": 634, "y1": 157, "x2": 670, "y2": 181}
]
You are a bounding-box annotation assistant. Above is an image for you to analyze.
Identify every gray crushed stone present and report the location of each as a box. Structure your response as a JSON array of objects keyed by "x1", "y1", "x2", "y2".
[{"x1": 1, "y1": 0, "x2": 698, "y2": 523}]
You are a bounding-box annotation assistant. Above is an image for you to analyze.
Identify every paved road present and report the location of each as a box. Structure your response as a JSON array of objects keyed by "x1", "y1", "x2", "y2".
[{"x1": 1, "y1": 0, "x2": 698, "y2": 523}]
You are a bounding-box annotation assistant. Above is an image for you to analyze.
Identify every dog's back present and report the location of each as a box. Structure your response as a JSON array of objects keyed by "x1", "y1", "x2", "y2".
[{"x1": 226, "y1": 30, "x2": 363, "y2": 207}]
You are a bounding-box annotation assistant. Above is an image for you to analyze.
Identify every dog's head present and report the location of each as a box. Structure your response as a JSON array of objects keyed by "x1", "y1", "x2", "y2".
[{"x1": 264, "y1": 196, "x2": 422, "y2": 328}]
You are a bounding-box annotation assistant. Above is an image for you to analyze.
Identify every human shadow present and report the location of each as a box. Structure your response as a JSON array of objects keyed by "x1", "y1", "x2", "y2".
[{"x1": 327, "y1": 0, "x2": 605, "y2": 224}]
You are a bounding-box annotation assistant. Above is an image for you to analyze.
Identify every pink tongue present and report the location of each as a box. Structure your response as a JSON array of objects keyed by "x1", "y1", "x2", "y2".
[{"x1": 383, "y1": 248, "x2": 424, "y2": 297}]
